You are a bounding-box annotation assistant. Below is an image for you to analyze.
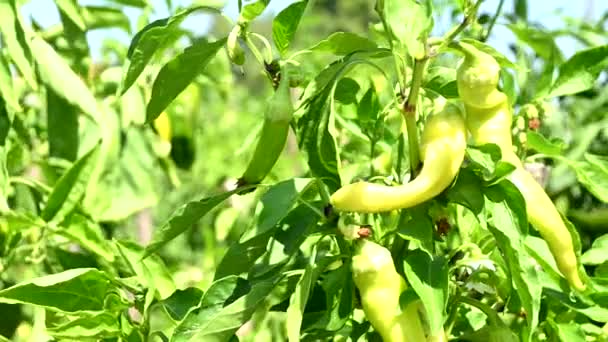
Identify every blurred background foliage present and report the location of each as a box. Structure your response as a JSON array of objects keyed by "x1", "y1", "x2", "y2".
[{"x1": 0, "y1": 0, "x2": 606, "y2": 340}]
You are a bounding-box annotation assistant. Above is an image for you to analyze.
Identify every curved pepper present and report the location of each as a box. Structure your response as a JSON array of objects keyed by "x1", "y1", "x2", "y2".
[
  {"x1": 455, "y1": 41, "x2": 586, "y2": 291},
  {"x1": 330, "y1": 102, "x2": 467, "y2": 213},
  {"x1": 352, "y1": 239, "x2": 427, "y2": 342},
  {"x1": 237, "y1": 67, "x2": 293, "y2": 187}
]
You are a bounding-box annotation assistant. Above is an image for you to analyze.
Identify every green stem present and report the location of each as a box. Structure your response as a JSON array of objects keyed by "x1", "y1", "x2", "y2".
[
  {"x1": 396, "y1": 133, "x2": 405, "y2": 182},
  {"x1": 244, "y1": 33, "x2": 274, "y2": 85},
  {"x1": 456, "y1": 296, "x2": 500, "y2": 326},
  {"x1": 369, "y1": 140, "x2": 376, "y2": 177},
  {"x1": 483, "y1": 0, "x2": 505, "y2": 42},
  {"x1": 317, "y1": 178, "x2": 332, "y2": 205},
  {"x1": 249, "y1": 32, "x2": 273, "y2": 62},
  {"x1": 376, "y1": 7, "x2": 406, "y2": 94},
  {"x1": 298, "y1": 197, "x2": 327, "y2": 221},
  {"x1": 402, "y1": 57, "x2": 428, "y2": 178},
  {"x1": 435, "y1": 0, "x2": 483, "y2": 52}
]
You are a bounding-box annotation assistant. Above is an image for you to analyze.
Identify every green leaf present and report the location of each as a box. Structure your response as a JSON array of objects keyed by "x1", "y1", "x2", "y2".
[
  {"x1": 172, "y1": 277, "x2": 277, "y2": 342},
  {"x1": 357, "y1": 87, "x2": 380, "y2": 123},
  {"x1": 533, "y1": 55, "x2": 555, "y2": 100},
  {"x1": 0, "y1": 268, "x2": 116, "y2": 312},
  {"x1": 305, "y1": 262, "x2": 353, "y2": 331},
  {"x1": 483, "y1": 181, "x2": 541, "y2": 341},
  {"x1": 116, "y1": 240, "x2": 176, "y2": 300},
  {"x1": 106, "y1": 0, "x2": 149, "y2": 8},
  {"x1": 309, "y1": 32, "x2": 378, "y2": 56},
  {"x1": 82, "y1": 6, "x2": 132, "y2": 33},
  {"x1": 47, "y1": 311, "x2": 120, "y2": 340},
  {"x1": 55, "y1": 0, "x2": 86, "y2": 30},
  {"x1": 40, "y1": 145, "x2": 100, "y2": 224},
  {"x1": 144, "y1": 187, "x2": 245, "y2": 258},
  {"x1": 424, "y1": 66, "x2": 458, "y2": 99},
  {"x1": 85, "y1": 128, "x2": 160, "y2": 221},
  {"x1": 500, "y1": 69, "x2": 517, "y2": 105},
  {"x1": 526, "y1": 131, "x2": 565, "y2": 156},
  {"x1": 53, "y1": 214, "x2": 115, "y2": 262},
  {"x1": 0, "y1": 53, "x2": 21, "y2": 112},
  {"x1": 334, "y1": 77, "x2": 360, "y2": 105},
  {"x1": 514, "y1": 0, "x2": 527, "y2": 20},
  {"x1": 381, "y1": 0, "x2": 433, "y2": 59},
  {"x1": 145, "y1": 37, "x2": 226, "y2": 122},
  {"x1": 568, "y1": 153, "x2": 608, "y2": 203},
  {"x1": 214, "y1": 179, "x2": 315, "y2": 280},
  {"x1": 524, "y1": 236, "x2": 563, "y2": 289},
  {"x1": 121, "y1": 6, "x2": 220, "y2": 94},
  {"x1": 297, "y1": 53, "x2": 387, "y2": 192},
  {"x1": 160, "y1": 287, "x2": 203, "y2": 321},
  {"x1": 398, "y1": 204, "x2": 434, "y2": 253},
  {"x1": 550, "y1": 321, "x2": 587, "y2": 342},
  {"x1": 0, "y1": 98, "x2": 11, "y2": 147},
  {"x1": 247, "y1": 178, "x2": 313, "y2": 240},
  {"x1": 547, "y1": 45, "x2": 608, "y2": 98},
  {"x1": 287, "y1": 249, "x2": 316, "y2": 342},
  {"x1": 47, "y1": 88, "x2": 79, "y2": 162},
  {"x1": 0, "y1": 0, "x2": 37, "y2": 89},
  {"x1": 30, "y1": 36, "x2": 100, "y2": 121},
  {"x1": 544, "y1": 288, "x2": 608, "y2": 322},
  {"x1": 214, "y1": 230, "x2": 274, "y2": 281},
  {"x1": 466, "y1": 144, "x2": 516, "y2": 183},
  {"x1": 507, "y1": 24, "x2": 562, "y2": 64},
  {"x1": 581, "y1": 234, "x2": 608, "y2": 265},
  {"x1": 238, "y1": 0, "x2": 270, "y2": 23},
  {"x1": 0, "y1": 145, "x2": 8, "y2": 212},
  {"x1": 402, "y1": 249, "x2": 448, "y2": 337},
  {"x1": 272, "y1": 0, "x2": 308, "y2": 55},
  {"x1": 446, "y1": 168, "x2": 485, "y2": 215}
]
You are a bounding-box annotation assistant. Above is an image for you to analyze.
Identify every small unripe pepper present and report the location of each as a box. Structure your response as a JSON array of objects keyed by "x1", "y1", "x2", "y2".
[
  {"x1": 237, "y1": 67, "x2": 293, "y2": 188},
  {"x1": 227, "y1": 25, "x2": 245, "y2": 66},
  {"x1": 330, "y1": 102, "x2": 467, "y2": 213},
  {"x1": 455, "y1": 41, "x2": 586, "y2": 291},
  {"x1": 352, "y1": 239, "x2": 426, "y2": 342}
]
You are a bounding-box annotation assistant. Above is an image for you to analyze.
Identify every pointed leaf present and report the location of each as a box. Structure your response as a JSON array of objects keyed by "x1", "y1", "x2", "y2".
[
  {"x1": 41, "y1": 144, "x2": 100, "y2": 224},
  {"x1": 121, "y1": 6, "x2": 221, "y2": 94},
  {"x1": 238, "y1": 0, "x2": 270, "y2": 23},
  {"x1": 144, "y1": 186, "x2": 249, "y2": 258},
  {"x1": 0, "y1": 268, "x2": 116, "y2": 312},
  {"x1": 483, "y1": 181, "x2": 541, "y2": 341},
  {"x1": 402, "y1": 250, "x2": 448, "y2": 337},
  {"x1": 30, "y1": 36, "x2": 100, "y2": 121},
  {"x1": 547, "y1": 45, "x2": 608, "y2": 98},
  {"x1": 309, "y1": 32, "x2": 378, "y2": 56},
  {"x1": 47, "y1": 311, "x2": 120, "y2": 340},
  {"x1": 47, "y1": 88, "x2": 79, "y2": 161},
  {"x1": 272, "y1": 0, "x2": 308, "y2": 55},
  {"x1": 0, "y1": 0, "x2": 36, "y2": 89},
  {"x1": 0, "y1": 53, "x2": 20, "y2": 112},
  {"x1": 172, "y1": 278, "x2": 276, "y2": 342},
  {"x1": 146, "y1": 38, "x2": 226, "y2": 122}
]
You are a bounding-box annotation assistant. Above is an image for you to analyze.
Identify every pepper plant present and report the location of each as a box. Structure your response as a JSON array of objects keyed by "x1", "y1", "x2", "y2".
[{"x1": 0, "y1": 0, "x2": 607, "y2": 341}]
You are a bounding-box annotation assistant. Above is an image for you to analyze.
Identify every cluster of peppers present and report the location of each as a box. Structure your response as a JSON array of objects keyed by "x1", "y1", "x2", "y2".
[
  {"x1": 228, "y1": 39, "x2": 586, "y2": 341},
  {"x1": 331, "y1": 42, "x2": 587, "y2": 341}
]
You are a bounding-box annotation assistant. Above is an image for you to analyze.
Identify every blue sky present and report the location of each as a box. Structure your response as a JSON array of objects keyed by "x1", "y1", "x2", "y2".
[{"x1": 20, "y1": 0, "x2": 605, "y2": 60}]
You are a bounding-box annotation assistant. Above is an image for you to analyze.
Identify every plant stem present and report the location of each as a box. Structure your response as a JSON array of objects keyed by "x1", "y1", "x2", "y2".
[
  {"x1": 456, "y1": 296, "x2": 500, "y2": 326},
  {"x1": 244, "y1": 34, "x2": 274, "y2": 85},
  {"x1": 396, "y1": 133, "x2": 405, "y2": 181},
  {"x1": 402, "y1": 57, "x2": 428, "y2": 178},
  {"x1": 369, "y1": 140, "x2": 376, "y2": 177},
  {"x1": 435, "y1": 0, "x2": 483, "y2": 52},
  {"x1": 483, "y1": 0, "x2": 505, "y2": 42}
]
